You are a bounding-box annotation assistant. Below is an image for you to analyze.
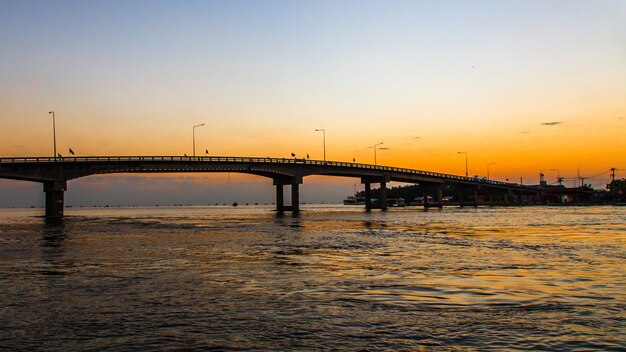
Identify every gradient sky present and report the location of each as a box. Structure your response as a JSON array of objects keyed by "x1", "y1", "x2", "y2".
[{"x1": 1, "y1": 0, "x2": 625, "y2": 206}]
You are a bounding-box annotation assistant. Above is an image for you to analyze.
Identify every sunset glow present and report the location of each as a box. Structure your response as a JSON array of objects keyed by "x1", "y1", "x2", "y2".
[{"x1": 1, "y1": 1, "x2": 625, "y2": 205}]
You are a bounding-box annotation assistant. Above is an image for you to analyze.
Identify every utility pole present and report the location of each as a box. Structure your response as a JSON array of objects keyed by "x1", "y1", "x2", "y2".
[
  {"x1": 610, "y1": 168, "x2": 616, "y2": 202},
  {"x1": 610, "y1": 168, "x2": 616, "y2": 183}
]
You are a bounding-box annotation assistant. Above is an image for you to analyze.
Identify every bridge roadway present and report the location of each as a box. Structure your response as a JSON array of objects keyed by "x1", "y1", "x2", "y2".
[{"x1": 0, "y1": 156, "x2": 542, "y2": 218}]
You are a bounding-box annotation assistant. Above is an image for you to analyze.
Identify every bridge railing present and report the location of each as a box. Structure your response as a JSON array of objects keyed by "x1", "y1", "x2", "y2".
[{"x1": 0, "y1": 156, "x2": 530, "y2": 188}]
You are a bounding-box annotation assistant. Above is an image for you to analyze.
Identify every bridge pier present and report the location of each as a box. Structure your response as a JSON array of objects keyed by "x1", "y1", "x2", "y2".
[
  {"x1": 274, "y1": 177, "x2": 302, "y2": 214},
  {"x1": 379, "y1": 180, "x2": 387, "y2": 211},
  {"x1": 361, "y1": 175, "x2": 389, "y2": 211},
  {"x1": 275, "y1": 184, "x2": 284, "y2": 212},
  {"x1": 364, "y1": 182, "x2": 372, "y2": 210},
  {"x1": 44, "y1": 180, "x2": 66, "y2": 219},
  {"x1": 418, "y1": 182, "x2": 443, "y2": 209},
  {"x1": 436, "y1": 184, "x2": 443, "y2": 209},
  {"x1": 422, "y1": 184, "x2": 430, "y2": 209},
  {"x1": 458, "y1": 188, "x2": 465, "y2": 208},
  {"x1": 291, "y1": 183, "x2": 300, "y2": 213},
  {"x1": 473, "y1": 189, "x2": 479, "y2": 208}
]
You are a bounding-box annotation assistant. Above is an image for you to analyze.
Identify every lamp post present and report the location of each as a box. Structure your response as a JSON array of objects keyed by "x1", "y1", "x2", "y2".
[
  {"x1": 315, "y1": 129, "x2": 326, "y2": 161},
  {"x1": 457, "y1": 152, "x2": 468, "y2": 177},
  {"x1": 49, "y1": 111, "x2": 56, "y2": 159},
  {"x1": 192, "y1": 123, "x2": 205, "y2": 157},
  {"x1": 487, "y1": 162, "x2": 495, "y2": 180},
  {"x1": 371, "y1": 142, "x2": 384, "y2": 165}
]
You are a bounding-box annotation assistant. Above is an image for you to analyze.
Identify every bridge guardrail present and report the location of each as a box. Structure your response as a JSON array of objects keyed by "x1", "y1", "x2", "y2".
[{"x1": 0, "y1": 155, "x2": 533, "y2": 189}]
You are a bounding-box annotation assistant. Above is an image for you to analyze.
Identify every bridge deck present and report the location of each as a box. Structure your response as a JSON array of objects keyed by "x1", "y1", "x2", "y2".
[
  {"x1": 0, "y1": 155, "x2": 533, "y2": 189},
  {"x1": 0, "y1": 155, "x2": 543, "y2": 219}
]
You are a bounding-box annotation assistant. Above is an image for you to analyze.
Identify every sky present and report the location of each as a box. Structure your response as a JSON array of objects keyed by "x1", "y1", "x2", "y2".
[{"x1": 1, "y1": 0, "x2": 625, "y2": 206}]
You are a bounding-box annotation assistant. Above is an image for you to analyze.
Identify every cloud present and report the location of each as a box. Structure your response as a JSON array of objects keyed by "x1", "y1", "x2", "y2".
[
  {"x1": 378, "y1": 147, "x2": 390, "y2": 150},
  {"x1": 520, "y1": 131, "x2": 530, "y2": 134},
  {"x1": 540, "y1": 121, "x2": 563, "y2": 126}
]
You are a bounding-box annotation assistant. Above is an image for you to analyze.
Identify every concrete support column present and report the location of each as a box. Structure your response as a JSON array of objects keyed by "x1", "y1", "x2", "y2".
[
  {"x1": 473, "y1": 189, "x2": 479, "y2": 207},
  {"x1": 44, "y1": 180, "x2": 67, "y2": 219},
  {"x1": 361, "y1": 175, "x2": 390, "y2": 211},
  {"x1": 379, "y1": 181, "x2": 388, "y2": 211},
  {"x1": 436, "y1": 184, "x2": 443, "y2": 209},
  {"x1": 291, "y1": 184, "x2": 300, "y2": 213},
  {"x1": 459, "y1": 188, "x2": 465, "y2": 208},
  {"x1": 275, "y1": 184, "x2": 284, "y2": 212},
  {"x1": 364, "y1": 183, "x2": 372, "y2": 210},
  {"x1": 274, "y1": 177, "x2": 302, "y2": 213},
  {"x1": 504, "y1": 191, "x2": 511, "y2": 204},
  {"x1": 488, "y1": 191, "x2": 494, "y2": 206},
  {"x1": 422, "y1": 185, "x2": 430, "y2": 209}
]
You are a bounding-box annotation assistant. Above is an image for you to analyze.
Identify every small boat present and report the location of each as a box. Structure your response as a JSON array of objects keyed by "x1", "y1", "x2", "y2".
[
  {"x1": 343, "y1": 195, "x2": 366, "y2": 205},
  {"x1": 388, "y1": 197, "x2": 405, "y2": 207}
]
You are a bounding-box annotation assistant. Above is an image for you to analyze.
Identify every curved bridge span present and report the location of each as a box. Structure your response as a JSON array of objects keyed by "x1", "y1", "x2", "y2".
[{"x1": 0, "y1": 156, "x2": 541, "y2": 218}]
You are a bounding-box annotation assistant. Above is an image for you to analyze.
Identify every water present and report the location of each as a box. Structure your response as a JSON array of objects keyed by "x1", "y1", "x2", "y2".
[{"x1": 0, "y1": 205, "x2": 625, "y2": 351}]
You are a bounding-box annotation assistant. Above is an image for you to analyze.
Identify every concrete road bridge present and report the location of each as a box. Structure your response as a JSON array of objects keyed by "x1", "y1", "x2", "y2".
[{"x1": 0, "y1": 156, "x2": 542, "y2": 218}]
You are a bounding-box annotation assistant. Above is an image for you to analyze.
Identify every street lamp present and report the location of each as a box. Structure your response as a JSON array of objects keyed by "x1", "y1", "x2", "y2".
[
  {"x1": 487, "y1": 162, "x2": 495, "y2": 180},
  {"x1": 192, "y1": 123, "x2": 205, "y2": 157},
  {"x1": 315, "y1": 129, "x2": 326, "y2": 161},
  {"x1": 457, "y1": 152, "x2": 468, "y2": 177},
  {"x1": 48, "y1": 111, "x2": 56, "y2": 159},
  {"x1": 370, "y1": 142, "x2": 384, "y2": 165}
]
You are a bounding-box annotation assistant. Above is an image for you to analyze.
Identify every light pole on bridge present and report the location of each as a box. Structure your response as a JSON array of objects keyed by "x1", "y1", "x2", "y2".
[
  {"x1": 487, "y1": 162, "x2": 495, "y2": 180},
  {"x1": 48, "y1": 111, "x2": 56, "y2": 160},
  {"x1": 370, "y1": 142, "x2": 384, "y2": 165},
  {"x1": 315, "y1": 129, "x2": 326, "y2": 161},
  {"x1": 457, "y1": 151, "x2": 468, "y2": 177},
  {"x1": 192, "y1": 123, "x2": 205, "y2": 157}
]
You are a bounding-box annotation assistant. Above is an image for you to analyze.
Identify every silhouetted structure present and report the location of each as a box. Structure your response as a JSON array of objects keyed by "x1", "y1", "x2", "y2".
[{"x1": 0, "y1": 155, "x2": 544, "y2": 219}]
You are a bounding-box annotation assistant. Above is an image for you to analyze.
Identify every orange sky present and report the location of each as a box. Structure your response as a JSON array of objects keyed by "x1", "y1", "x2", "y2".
[{"x1": 1, "y1": 1, "x2": 625, "y2": 193}]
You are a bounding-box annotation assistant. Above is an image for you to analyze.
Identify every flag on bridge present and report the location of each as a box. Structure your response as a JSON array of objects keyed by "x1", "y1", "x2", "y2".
[
  {"x1": 291, "y1": 152, "x2": 295, "y2": 157},
  {"x1": 205, "y1": 149, "x2": 209, "y2": 155},
  {"x1": 69, "y1": 148, "x2": 75, "y2": 155},
  {"x1": 307, "y1": 154, "x2": 309, "y2": 159},
  {"x1": 57, "y1": 153, "x2": 63, "y2": 158}
]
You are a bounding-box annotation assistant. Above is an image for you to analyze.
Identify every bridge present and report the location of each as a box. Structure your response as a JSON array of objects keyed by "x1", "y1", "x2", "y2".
[{"x1": 0, "y1": 156, "x2": 542, "y2": 218}]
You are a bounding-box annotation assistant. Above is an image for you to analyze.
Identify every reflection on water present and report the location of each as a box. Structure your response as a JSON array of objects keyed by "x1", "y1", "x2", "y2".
[{"x1": 0, "y1": 205, "x2": 625, "y2": 351}]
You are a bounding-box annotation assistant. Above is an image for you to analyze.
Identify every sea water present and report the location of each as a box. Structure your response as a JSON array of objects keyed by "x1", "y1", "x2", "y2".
[{"x1": 0, "y1": 205, "x2": 624, "y2": 351}]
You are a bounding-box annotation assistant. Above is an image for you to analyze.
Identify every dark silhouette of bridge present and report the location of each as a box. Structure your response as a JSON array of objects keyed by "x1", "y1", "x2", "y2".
[{"x1": 0, "y1": 156, "x2": 542, "y2": 218}]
